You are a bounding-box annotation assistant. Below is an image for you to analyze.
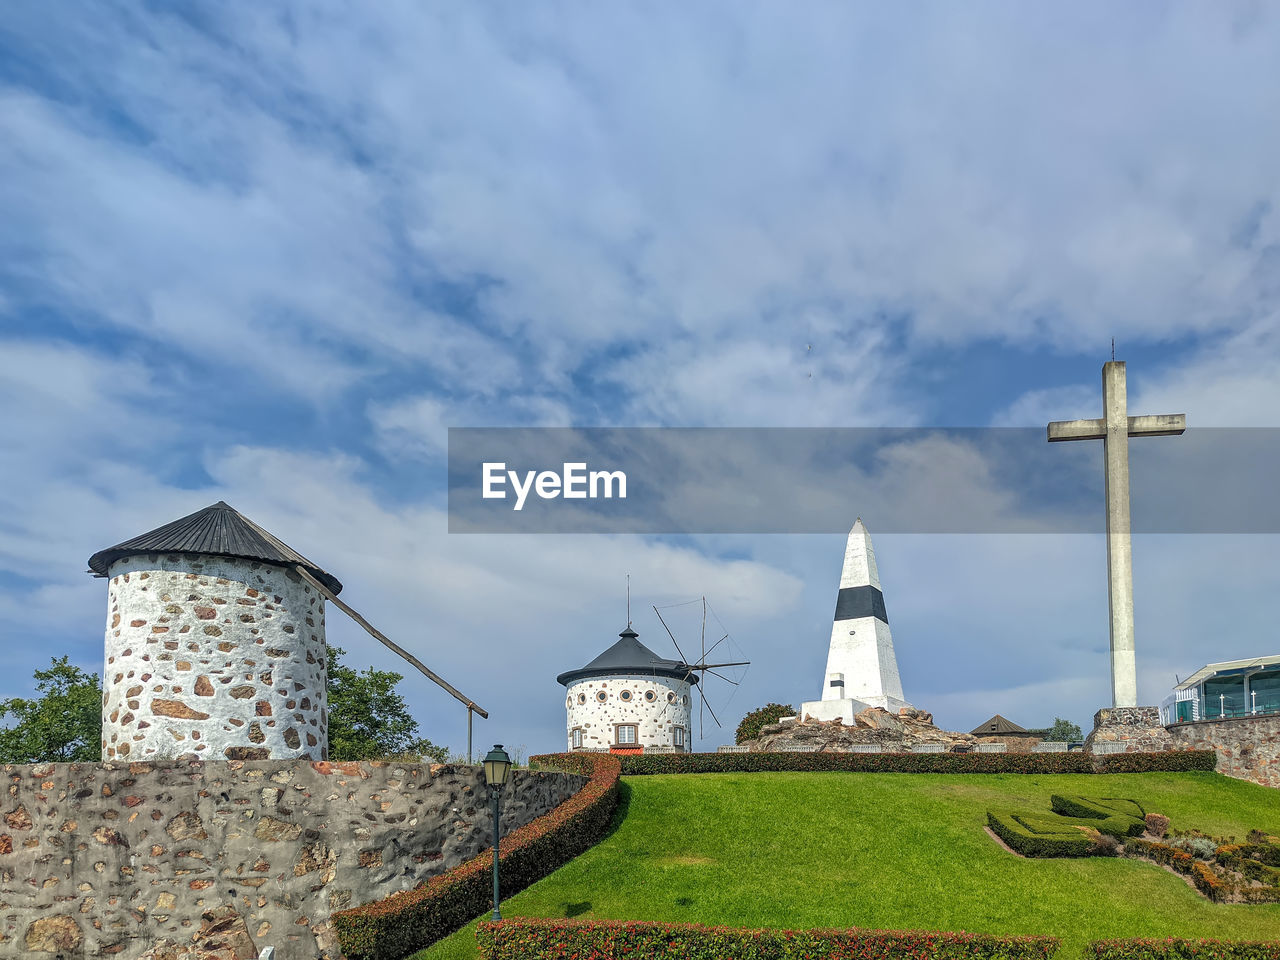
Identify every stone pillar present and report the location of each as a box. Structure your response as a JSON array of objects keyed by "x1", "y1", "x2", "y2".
[{"x1": 101, "y1": 553, "x2": 327, "y2": 761}]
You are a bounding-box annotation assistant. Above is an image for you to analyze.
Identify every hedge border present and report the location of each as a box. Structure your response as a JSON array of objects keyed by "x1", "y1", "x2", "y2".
[
  {"x1": 1088, "y1": 937, "x2": 1280, "y2": 960},
  {"x1": 476, "y1": 917, "x2": 1061, "y2": 960},
  {"x1": 331, "y1": 753, "x2": 620, "y2": 960},
  {"x1": 619, "y1": 750, "x2": 1217, "y2": 776}
]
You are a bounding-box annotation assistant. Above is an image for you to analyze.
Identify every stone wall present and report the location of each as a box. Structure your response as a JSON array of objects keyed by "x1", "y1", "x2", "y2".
[
  {"x1": 1168, "y1": 714, "x2": 1280, "y2": 788},
  {"x1": 102, "y1": 555, "x2": 327, "y2": 762},
  {"x1": 0, "y1": 759, "x2": 584, "y2": 959},
  {"x1": 1085, "y1": 706, "x2": 1176, "y2": 754}
]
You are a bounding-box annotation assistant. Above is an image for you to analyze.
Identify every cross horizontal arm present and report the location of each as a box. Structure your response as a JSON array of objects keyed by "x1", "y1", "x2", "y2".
[
  {"x1": 1047, "y1": 418, "x2": 1105, "y2": 442},
  {"x1": 1048, "y1": 414, "x2": 1186, "y2": 442},
  {"x1": 1127, "y1": 413, "x2": 1186, "y2": 437}
]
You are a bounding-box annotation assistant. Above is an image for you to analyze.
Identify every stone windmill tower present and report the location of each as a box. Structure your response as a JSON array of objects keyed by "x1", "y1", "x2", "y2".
[
  {"x1": 87, "y1": 501, "x2": 342, "y2": 762},
  {"x1": 557, "y1": 626, "x2": 696, "y2": 753}
]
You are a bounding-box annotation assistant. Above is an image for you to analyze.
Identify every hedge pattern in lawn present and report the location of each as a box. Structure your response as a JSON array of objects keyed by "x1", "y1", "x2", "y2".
[
  {"x1": 330, "y1": 753, "x2": 620, "y2": 960},
  {"x1": 619, "y1": 750, "x2": 1216, "y2": 776},
  {"x1": 1048, "y1": 796, "x2": 1147, "y2": 839},
  {"x1": 476, "y1": 917, "x2": 1061, "y2": 960},
  {"x1": 988, "y1": 809, "x2": 1097, "y2": 858},
  {"x1": 1088, "y1": 937, "x2": 1280, "y2": 960}
]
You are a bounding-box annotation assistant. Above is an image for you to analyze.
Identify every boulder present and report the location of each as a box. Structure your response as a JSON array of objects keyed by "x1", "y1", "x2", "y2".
[{"x1": 746, "y1": 705, "x2": 977, "y2": 753}]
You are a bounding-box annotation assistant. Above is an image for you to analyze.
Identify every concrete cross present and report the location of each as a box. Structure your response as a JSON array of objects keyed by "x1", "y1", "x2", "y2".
[{"x1": 1047, "y1": 361, "x2": 1185, "y2": 708}]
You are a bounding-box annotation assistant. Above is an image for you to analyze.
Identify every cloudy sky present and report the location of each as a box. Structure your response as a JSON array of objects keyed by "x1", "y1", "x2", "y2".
[{"x1": 3, "y1": 2, "x2": 1279, "y2": 756}]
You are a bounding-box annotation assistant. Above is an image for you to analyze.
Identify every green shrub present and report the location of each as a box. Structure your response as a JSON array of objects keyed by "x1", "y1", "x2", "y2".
[
  {"x1": 476, "y1": 917, "x2": 1061, "y2": 960},
  {"x1": 620, "y1": 750, "x2": 1215, "y2": 776},
  {"x1": 1048, "y1": 797, "x2": 1145, "y2": 838},
  {"x1": 988, "y1": 810, "x2": 1095, "y2": 858},
  {"x1": 331, "y1": 753, "x2": 620, "y2": 960},
  {"x1": 735, "y1": 703, "x2": 797, "y2": 744},
  {"x1": 1088, "y1": 938, "x2": 1280, "y2": 960}
]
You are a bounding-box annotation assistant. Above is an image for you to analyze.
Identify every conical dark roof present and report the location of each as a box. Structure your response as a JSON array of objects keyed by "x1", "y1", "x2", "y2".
[
  {"x1": 87, "y1": 501, "x2": 342, "y2": 594},
  {"x1": 557, "y1": 626, "x2": 698, "y2": 686},
  {"x1": 970, "y1": 714, "x2": 1028, "y2": 736}
]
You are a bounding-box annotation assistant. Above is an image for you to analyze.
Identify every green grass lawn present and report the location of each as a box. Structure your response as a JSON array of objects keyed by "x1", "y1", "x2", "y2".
[{"x1": 415, "y1": 771, "x2": 1280, "y2": 959}]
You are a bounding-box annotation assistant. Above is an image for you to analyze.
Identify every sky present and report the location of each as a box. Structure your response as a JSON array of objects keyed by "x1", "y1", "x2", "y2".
[{"x1": 2, "y1": 2, "x2": 1279, "y2": 757}]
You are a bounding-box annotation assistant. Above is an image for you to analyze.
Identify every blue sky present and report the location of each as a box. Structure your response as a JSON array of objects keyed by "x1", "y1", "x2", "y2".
[{"x1": 2, "y1": 2, "x2": 1279, "y2": 755}]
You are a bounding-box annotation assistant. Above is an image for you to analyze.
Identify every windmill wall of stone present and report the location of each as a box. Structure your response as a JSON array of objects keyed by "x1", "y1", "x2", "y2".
[{"x1": 88, "y1": 501, "x2": 341, "y2": 761}]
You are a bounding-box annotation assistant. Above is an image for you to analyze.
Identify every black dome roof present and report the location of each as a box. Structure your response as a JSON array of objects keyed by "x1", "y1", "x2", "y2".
[{"x1": 556, "y1": 626, "x2": 697, "y2": 686}]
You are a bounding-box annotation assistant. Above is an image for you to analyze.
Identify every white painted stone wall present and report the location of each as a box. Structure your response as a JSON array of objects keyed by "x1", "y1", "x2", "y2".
[
  {"x1": 820, "y1": 618, "x2": 908, "y2": 710},
  {"x1": 564, "y1": 674, "x2": 693, "y2": 751},
  {"x1": 101, "y1": 554, "x2": 327, "y2": 761}
]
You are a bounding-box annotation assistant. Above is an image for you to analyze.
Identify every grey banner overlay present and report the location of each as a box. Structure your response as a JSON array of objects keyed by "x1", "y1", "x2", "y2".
[{"x1": 447, "y1": 427, "x2": 1280, "y2": 534}]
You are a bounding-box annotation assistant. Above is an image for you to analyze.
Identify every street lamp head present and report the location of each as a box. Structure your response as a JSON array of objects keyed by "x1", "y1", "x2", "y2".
[{"x1": 483, "y1": 744, "x2": 513, "y2": 789}]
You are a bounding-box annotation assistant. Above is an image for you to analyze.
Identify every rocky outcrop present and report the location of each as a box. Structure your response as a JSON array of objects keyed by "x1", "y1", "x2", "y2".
[{"x1": 746, "y1": 706, "x2": 979, "y2": 752}]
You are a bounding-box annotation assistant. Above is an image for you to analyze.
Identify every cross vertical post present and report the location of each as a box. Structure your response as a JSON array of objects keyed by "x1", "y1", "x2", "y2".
[
  {"x1": 1047, "y1": 361, "x2": 1185, "y2": 708},
  {"x1": 1102, "y1": 361, "x2": 1135, "y2": 708}
]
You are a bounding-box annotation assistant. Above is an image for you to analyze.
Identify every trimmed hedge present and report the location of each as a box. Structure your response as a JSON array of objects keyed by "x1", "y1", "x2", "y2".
[
  {"x1": 619, "y1": 750, "x2": 1216, "y2": 776},
  {"x1": 476, "y1": 917, "x2": 1061, "y2": 960},
  {"x1": 1093, "y1": 751, "x2": 1217, "y2": 774},
  {"x1": 988, "y1": 809, "x2": 1095, "y2": 858},
  {"x1": 1088, "y1": 938, "x2": 1280, "y2": 960},
  {"x1": 1050, "y1": 796, "x2": 1146, "y2": 820},
  {"x1": 331, "y1": 753, "x2": 621, "y2": 960},
  {"x1": 1048, "y1": 797, "x2": 1146, "y2": 838}
]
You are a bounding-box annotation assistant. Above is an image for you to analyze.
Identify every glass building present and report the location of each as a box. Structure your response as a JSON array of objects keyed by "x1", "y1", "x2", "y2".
[{"x1": 1160, "y1": 655, "x2": 1280, "y2": 724}]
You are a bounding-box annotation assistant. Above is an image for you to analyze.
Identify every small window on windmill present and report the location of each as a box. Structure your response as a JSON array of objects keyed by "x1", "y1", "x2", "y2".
[
  {"x1": 578, "y1": 693, "x2": 586, "y2": 704},
  {"x1": 673, "y1": 726, "x2": 685, "y2": 748},
  {"x1": 596, "y1": 690, "x2": 608, "y2": 703},
  {"x1": 667, "y1": 692, "x2": 675, "y2": 703},
  {"x1": 571, "y1": 728, "x2": 583, "y2": 749},
  {"x1": 644, "y1": 690, "x2": 656, "y2": 702},
  {"x1": 620, "y1": 689, "x2": 633, "y2": 702},
  {"x1": 616, "y1": 724, "x2": 637, "y2": 745}
]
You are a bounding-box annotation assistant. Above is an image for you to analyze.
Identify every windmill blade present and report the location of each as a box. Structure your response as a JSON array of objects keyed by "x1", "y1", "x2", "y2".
[
  {"x1": 703, "y1": 668, "x2": 739, "y2": 685},
  {"x1": 703, "y1": 633, "x2": 730, "y2": 661},
  {"x1": 700, "y1": 597, "x2": 707, "y2": 663},
  {"x1": 653, "y1": 605, "x2": 691, "y2": 666},
  {"x1": 700, "y1": 687, "x2": 723, "y2": 731}
]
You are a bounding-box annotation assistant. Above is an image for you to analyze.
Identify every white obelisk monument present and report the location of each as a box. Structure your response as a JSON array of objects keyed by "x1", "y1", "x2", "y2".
[
  {"x1": 800, "y1": 518, "x2": 912, "y2": 722},
  {"x1": 1048, "y1": 361, "x2": 1185, "y2": 708}
]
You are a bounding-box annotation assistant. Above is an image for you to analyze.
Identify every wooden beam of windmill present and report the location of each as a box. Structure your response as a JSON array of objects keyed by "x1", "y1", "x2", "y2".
[{"x1": 292, "y1": 565, "x2": 489, "y2": 719}]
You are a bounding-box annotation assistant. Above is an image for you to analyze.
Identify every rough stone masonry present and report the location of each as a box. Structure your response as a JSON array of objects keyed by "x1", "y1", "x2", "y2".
[
  {"x1": 101, "y1": 555, "x2": 328, "y2": 763},
  {"x1": 0, "y1": 759, "x2": 584, "y2": 959}
]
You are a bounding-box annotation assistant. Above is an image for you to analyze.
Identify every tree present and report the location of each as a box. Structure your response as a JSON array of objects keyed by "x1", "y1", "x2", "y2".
[
  {"x1": 0, "y1": 657, "x2": 102, "y2": 763},
  {"x1": 325, "y1": 645, "x2": 448, "y2": 761},
  {"x1": 1046, "y1": 717, "x2": 1084, "y2": 742},
  {"x1": 735, "y1": 702, "x2": 797, "y2": 745}
]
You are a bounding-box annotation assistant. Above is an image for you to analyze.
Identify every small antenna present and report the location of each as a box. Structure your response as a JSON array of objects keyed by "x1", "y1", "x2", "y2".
[
  {"x1": 626, "y1": 574, "x2": 631, "y2": 628},
  {"x1": 1111, "y1": 337, "x2": 1115, "y2": 361}
]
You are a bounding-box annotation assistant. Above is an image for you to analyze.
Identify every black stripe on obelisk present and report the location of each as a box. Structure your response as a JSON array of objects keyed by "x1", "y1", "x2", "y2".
[{"x1": 833, "y1": 585, "x2": 888, "y2": 624}]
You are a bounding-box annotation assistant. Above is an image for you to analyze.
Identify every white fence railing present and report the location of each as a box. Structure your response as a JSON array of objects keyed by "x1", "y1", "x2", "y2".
[
  {"x1": 975, "y1": 742, "x2": 1007, "y2": 753},
  {"x1": 910, "y1": 743, "x2": 946, "y2": 753},
  {"x1": 1031, "y1": 741, "x2": 1069, "y2": 753},
  {"x1": 1089, "y1": 741, "x2": 1130, "y2": 755},
  {"x1": 716, "y1": 744, "x2": 749, "y2": 753}
]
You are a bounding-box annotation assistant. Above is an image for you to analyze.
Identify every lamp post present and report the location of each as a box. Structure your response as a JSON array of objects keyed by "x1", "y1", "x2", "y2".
[{"x1": 482, "y1": 744, "x2": 513, "y2": 921}]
